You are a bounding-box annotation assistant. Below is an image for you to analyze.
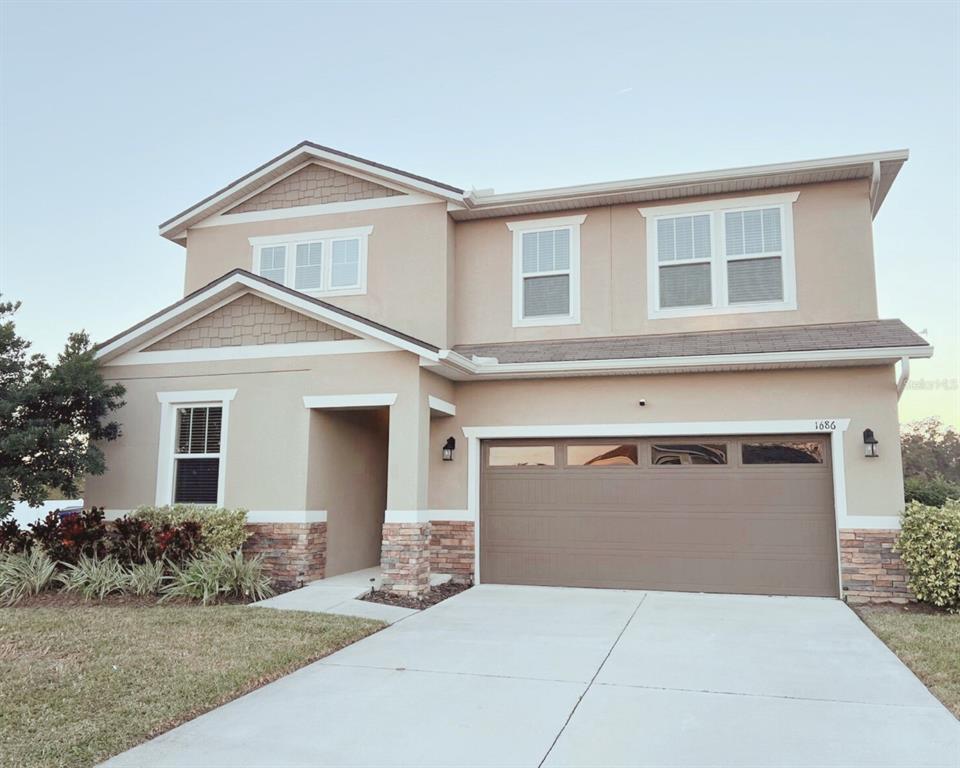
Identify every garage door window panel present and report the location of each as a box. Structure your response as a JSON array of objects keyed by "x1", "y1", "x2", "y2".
[
  {"x1": 566, "y1": 444, "x2": 639, "y2": 467},
  {"x1": 742, "y1": 440, "x2": 825, "y2": 465},
  {"x1": 651, "y1": 442, "x2": 728, "y2": 466},
  {"x1": 488, "y1": 445, "x2": 556, "y2": 468}
]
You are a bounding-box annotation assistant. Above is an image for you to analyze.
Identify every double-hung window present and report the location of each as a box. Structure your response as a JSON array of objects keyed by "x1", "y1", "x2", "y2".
[
  {"x1": 156, "y1": 389, "x2": 236, "y2": 508},
  {"x1": 173, "y1": 406, "x2": 222, "y2": 505},
  {"x1": 641, "y1": 193, "x2": 798, "y2": 319},
  {"x1": 507, "y1": 215, "x2": 585, "y2": 327},
  {"x1": 250, "y1": 226, "x2": 372, "y2": 297}
]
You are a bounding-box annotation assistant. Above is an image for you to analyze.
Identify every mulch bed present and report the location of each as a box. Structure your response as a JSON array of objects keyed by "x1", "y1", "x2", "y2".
[
  {"x1": 11, "y1": 591, "x2": 263, "y2": 609},
  {"x1": 359, "y1": 580, "x2": 471, "y2": 610},
  {"x1": 853, "y1": 600, "x2": 948, "y2": 617}
]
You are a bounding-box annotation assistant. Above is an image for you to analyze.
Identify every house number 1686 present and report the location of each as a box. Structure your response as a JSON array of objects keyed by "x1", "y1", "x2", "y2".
[{"x1": 814, "y1": 420, "x2": 837, "y2": 431}]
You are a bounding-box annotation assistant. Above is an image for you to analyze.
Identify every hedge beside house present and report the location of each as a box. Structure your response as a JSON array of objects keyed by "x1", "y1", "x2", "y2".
[{"x1": 897, "y1": 500, "x2": 960, "y2": 612}]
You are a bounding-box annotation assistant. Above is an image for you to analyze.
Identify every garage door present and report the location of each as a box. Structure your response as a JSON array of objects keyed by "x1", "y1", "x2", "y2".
[{"x1": 480, "y1": 435, "x2": 839, "y2": 597}]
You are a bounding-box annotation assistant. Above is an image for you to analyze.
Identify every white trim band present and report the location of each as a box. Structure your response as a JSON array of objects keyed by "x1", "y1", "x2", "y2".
[
  {"x1": 246, "y1": 510, "x2": 328, "y2": 524},
  {"x1": 428, "y1": 395, "x2": 456, "y2": 416},
  {"x1": 303, "y1": 393, "x2": 397, "y2": 409},
  {"x1": 114, "y1": 339, "x2": 391, "y2": 366},
  {"x1": 384, "y1": 509, "x2": 472, "y2": 523}
]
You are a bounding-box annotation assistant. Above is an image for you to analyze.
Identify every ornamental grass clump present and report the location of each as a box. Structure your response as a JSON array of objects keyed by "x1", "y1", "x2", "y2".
[
  {"x1": 162, "y1": 550, "x2": 273, "y2": 606},
  {"x1": 58, "y1": 555, "x2": 129, "y2": 600},
  {"x1": 0, "y1": 548, "x2": 57, "y2": 605},
  {"x1": 125, "y1": 559, "x2": 167, "y2": 596},
  {"x1": 897, "y1": 499, "x2": 960, "y2": 611}
]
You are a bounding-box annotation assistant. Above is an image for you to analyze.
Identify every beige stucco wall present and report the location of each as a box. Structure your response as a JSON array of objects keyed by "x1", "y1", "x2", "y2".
[
  {"x1": 183, "y1": 201, "x2": 452, "y2": 347},
  {"x1": 309, "y1": 408, "x2": 388, "y2": 577},
  {"x1": 87, "y1": 349, "x2": 904, "y2": 531},
  {"x1": 453, "y1": 179, "x2": 879, "y2": 345},
  {"x1": 428, "y1": 364, "x2": 904, "y2": 522},
  {"x1": 85, "y1": 350, "x2": 423, "y2": 512}
]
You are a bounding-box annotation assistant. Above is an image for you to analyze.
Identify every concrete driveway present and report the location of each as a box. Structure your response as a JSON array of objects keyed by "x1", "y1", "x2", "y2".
[{"x1": 103, "y1": 586, "x2": 959, "y2": 768}]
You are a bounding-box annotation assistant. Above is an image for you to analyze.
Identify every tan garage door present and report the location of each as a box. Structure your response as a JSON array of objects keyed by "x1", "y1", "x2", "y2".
[{"x1": 480, "y1": 435, "x2": 839, "y2": 597}]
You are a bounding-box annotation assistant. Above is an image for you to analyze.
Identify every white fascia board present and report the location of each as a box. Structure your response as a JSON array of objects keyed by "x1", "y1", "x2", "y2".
[
  {"x1": 433, "y1": 345, "x2": 933, "y2": 380},
  {"x1": 462, "y1": 418, "x2": 851, "y2": 440},
  {"x1": 303, "y1": 393, "x2": 397, "y2": 409},
  {"x1": 160, "y1": 147, "x2": 464, "y2": 239},
  {"x1": 466, "y1": 150, "x2": 909, "y2": 208}
]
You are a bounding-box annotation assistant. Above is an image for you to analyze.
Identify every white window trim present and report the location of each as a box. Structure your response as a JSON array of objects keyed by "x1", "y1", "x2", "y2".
[
  {"x1": 156, "y1": 389, "x2": 237, "y2": 507},
  {"x1": 506, "y1": 215, "x2": 585, "y2": 327},
  {"x1": 249, "y1": 226, "x2": 373, "y2": 298},
  {"x1": 640, "y1": 192, "x2": 799, "y2": 320}
]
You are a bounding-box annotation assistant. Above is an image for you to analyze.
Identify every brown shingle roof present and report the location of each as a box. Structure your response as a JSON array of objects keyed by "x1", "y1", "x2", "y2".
[{"x1": 453, "y1": 320, "x2": 928, "y2": 364}]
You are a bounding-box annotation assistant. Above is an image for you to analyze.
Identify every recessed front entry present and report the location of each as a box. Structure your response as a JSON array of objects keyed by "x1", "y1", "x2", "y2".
[{"x1": 479, "y1": 435, "x2": 839, "y2": 597}]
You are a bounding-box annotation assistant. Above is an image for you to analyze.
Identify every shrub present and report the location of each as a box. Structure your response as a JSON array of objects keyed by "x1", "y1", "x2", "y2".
[
  {"x1": 125, "y1": 559, "x2": 166, "y2": 596},
  {"x1": 897, "y1": 500, "x2": 960, "y2": 611},
  {"x1": 58, "y1": 555, "x2": 129, "y2": 600},
  {"x1": 162, "y1": 551, "x2": 273, "y2": 606},
  {"x1": 133, "y1": 505, "x2": 249, "y2": 554},
  {"x1": 0, "y1": 518, "x2": 30, "y2": 553},
  {"x1": 107, "y1": 515, "x2": 202, "y2": 565},
  {"x1": 108, "y1": 516, "x2": 158, "y2": 564},
  {"x1": 904, "y1": 475, "x2": 960, "y2": 508},
  {"x1": 0, "y1": 548, "x2": 58, "y2": 605},
  {"x1": 29, "y1": 508, "x2": 107, "y2": 564}
]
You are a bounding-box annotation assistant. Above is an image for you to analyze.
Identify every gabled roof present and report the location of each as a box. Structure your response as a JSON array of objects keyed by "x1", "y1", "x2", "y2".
[
  {"x1": 160, "y1": 145, "x2": 909, "y2": 244},
  {"x1": 159, "y1": 141, "x2": 465, "y2": 243},
  {"x1": 94, "y1": 269, "x2": 441, "y2": 363}
]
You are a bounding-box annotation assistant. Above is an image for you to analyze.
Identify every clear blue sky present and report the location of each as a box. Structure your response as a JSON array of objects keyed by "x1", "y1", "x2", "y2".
[{"x1": 1, "y1": 1, "x2": 957, "y2": 424}]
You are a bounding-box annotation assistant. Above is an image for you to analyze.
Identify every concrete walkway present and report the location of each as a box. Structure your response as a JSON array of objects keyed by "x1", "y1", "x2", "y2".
[
  {"x1": 252, "y1": 567, "x2": 418, "y2": 624},
  {"x1": 103, "y1": 587, "x2": 959, "y2": 767}
]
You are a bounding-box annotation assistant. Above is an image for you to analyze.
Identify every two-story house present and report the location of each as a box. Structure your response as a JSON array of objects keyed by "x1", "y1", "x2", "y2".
[{"x1": 88, "y1": 142, "x2": 931, "y2": 601}]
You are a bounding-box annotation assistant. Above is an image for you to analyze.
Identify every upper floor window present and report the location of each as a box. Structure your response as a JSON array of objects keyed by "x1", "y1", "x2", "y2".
[
  {"x1": 507, "y1": 215, "x2": 585, "y2": 327},
  {"x1": 249, "y1": 226, "x2": 373, "y2": 297},
  {"x1": 640, "y1": 193, "x2": 798, "y2": 319}
]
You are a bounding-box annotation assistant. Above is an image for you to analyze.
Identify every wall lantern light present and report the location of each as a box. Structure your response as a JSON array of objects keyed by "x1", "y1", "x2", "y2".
[
  {"x1": 863, "y1": 428, "x2": 879, "y2": 458},
  {"x1": 442, "y1": 437, "x2": 456, "y2": 461}
]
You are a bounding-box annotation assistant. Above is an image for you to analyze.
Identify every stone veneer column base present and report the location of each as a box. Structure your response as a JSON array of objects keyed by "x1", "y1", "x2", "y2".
[
  {"x1": 839, "y1": 529, "x2": 913, "y2": 604},
  {"x1": 380, "y1": 523, "x2": 431, "y2": 597},
  {"x1": 243, "y1": 522, "x2": 326, "y2": 588},
  {"x1": 430, "y1": 520, "x2": 475, "y2": 583}
]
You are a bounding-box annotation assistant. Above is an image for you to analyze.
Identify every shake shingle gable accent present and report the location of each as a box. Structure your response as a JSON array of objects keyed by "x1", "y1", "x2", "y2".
[{"x1": 453, "y1": 320, "x2": 929, "y2": 364}]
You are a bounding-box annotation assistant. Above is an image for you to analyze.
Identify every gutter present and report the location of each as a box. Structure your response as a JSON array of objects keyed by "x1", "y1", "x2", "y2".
[{"x1": 433, "y1": 345, "x2": 933, "y2": 380}]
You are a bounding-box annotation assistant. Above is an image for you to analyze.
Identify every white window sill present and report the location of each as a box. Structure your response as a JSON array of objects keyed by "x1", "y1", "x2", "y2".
[
  {"x1": 648, "y1": 299, "x2": 797, "y2": 321},
  {"x1": 513, "y1": 314, "x2": 581, "y2": 328}
]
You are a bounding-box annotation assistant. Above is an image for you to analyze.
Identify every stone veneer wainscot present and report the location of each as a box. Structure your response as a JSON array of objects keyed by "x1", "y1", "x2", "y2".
[{"x1": 839, "y1": 529, "x2": 913, "y2": 603}]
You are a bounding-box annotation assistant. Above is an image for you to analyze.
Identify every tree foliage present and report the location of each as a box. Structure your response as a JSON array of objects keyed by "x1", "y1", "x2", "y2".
[
  {"x1": 0, "y1": 300, "x2": 125, "y2": 519},
  {"x1": 901, "y1": 417, "x2": 960, "y2": 484}
]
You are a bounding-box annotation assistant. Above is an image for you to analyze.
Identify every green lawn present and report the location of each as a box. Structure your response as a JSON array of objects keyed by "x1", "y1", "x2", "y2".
[
  {"x1": 0, "y1": 603, "x2": 383, "y2": 768},
  {"x1": 857, "y1": 605, "x2": 960, "y2": 718}
]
